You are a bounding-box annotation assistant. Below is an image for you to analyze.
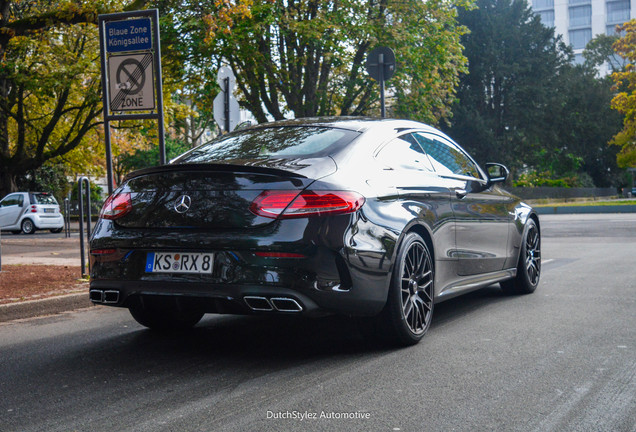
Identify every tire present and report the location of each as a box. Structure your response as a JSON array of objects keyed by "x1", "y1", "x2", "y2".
[
  {"x1": 380, "y1": 232, "x2": 435, "y2": 346},
  {"x1": 128, "y1": 297, "x2": 204, "y2": 330},
  {"x1": 21, "y1": 219, "x2": 35, "y2": 234},
  {"x1": 501, "y1": 218, "x2": 541, "y2": 295},
  {"x1": 50, "y1": 228, "x2": 63, "y2": 233}
]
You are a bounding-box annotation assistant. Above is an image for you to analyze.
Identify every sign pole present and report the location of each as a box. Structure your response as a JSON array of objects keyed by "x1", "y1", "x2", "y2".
[
  {"x1": 99, "y1": 8, "x2": 166, "y2": 193},
  {"x1": 213, "y1": 66, "x2": 240, "y2": 133},
  {"x1": 224, "y1": 77, "x2": 230, "y2": 133},
  {"x1": 379, "y1": 53, "x2": 385, "y2": 118},
  {"x1": 151, "y1": 9, "x2": 166, "y2": 165},
  {"x1": 365, "y1": 47, "x2": 395, "y2": 119},
  {"x1": 98, "y1": 14, "x2": 114, "y2": 195}
]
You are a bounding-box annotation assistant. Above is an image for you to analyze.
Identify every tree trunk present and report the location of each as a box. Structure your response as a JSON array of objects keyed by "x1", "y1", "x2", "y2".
[{"x1": 0, "y1": 167, "x2": 17, "y2": 198}]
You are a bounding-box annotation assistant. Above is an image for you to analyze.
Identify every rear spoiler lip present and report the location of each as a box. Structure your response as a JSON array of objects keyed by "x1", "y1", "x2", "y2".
[{"x1": 123, "y1": 162, "x2": 308, "y2": 182}]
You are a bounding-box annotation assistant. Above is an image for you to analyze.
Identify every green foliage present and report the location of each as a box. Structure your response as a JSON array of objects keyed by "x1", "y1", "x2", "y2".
[
  {"x1": 443, "y1": 0, "x2": 623, "y2": 187},
  {"x1": 610, "y1": 20, "x2": 636, "y2": 169},
  {"x1": 443, "y1": 0, "x2": 569, "y2": 168},
  {"x1": 513, "y1": 173, "x2": 579, "y2": 188},
  {"x1": 199, "y1": 0, "x2": 473, "y2": 123},
  {"x1": 117, "y1": 137, "x2": 190, "y2": 175},
  {"x1": 71, "y1": 181, "x2": 104, "y2": 206},
  {"x1": 583, "y1": 34, "x2": 625, "y2": 71},
  {"x1": 0, "y1": 0, "x2": 149, "y2": 198},
  {"x1": 15, "y1": 163, "x2": 71, "y2": 203},
  {"x1": 549, "y1": 65, "x2": 622, "y2": 187},
  {"x1": 513, "y1": 149, "x2": 590, "y2": 188}
]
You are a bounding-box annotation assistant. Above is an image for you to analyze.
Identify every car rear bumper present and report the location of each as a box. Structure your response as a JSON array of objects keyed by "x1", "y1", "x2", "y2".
[
  {"x1": 89, "y1": 215, "x2": 396, "y2": 317},
  {"x1": 88, "y1": 278, "x2": 386, "y2": 317},
  {"x1": 31, "y1": 214, "x2": 64, "y2": 229}
]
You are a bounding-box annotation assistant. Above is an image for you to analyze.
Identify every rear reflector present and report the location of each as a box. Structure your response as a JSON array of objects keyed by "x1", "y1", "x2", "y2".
[
  {"x1": 91, "y1": 249, "x2": 117, "y2": 255},
  {"x1": 99, "y1": 192, "x2": 132, "y2": 220},
  {"x1": 250, "y1": 190, "x2": 364, "y2": 219},
  {"x1": 254, "y1": 252, "x2": 306, "y2": 258}
]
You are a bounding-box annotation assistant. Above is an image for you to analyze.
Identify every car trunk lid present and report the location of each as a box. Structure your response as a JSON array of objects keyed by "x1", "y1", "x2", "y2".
[{"x1": 115, "y1": 163, "x2": 323, "y2": 229}]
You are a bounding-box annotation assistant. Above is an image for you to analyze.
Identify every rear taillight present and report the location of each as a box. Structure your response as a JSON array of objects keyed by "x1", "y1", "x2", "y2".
[
  {"x1": 91, "y1": 249, "x2": 117, "y2": 255},
  {"x1": 250, "y1": 190, "x2": 365, "y2": 219},
  {"x1": 99, "y1": 192, "x2": 132, "y2": 220},
  {"x1": 30, "y1": 205, "x2": 37, "y2": 213}
]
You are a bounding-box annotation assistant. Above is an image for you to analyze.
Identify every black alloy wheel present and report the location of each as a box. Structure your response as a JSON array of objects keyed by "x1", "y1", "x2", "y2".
[
  {"x1": 384, "y1": 232, "x2": 435, "y2": 345},
  {"x1": 21, "y1": 219, "x2": 35, "y2": 234},
  {"x1": 501, "y1": 218, "x2": 540, "y2": 295}
]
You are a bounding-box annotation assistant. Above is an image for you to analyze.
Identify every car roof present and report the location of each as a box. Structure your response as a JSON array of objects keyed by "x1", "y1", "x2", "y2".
[{"x1": 244, "y1": 116, "x2": 440, "y2": 135}]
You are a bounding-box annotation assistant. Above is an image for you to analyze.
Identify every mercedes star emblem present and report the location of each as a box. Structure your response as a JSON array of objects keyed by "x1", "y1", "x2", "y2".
[{"x1": 174, "y1": 195, "x2": 191, "y2": 214}]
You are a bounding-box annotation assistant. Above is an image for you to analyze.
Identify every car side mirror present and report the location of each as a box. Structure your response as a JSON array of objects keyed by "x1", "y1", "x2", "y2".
[{"x1": 485, "y1": 163, "x2": 509, "y2": 185}]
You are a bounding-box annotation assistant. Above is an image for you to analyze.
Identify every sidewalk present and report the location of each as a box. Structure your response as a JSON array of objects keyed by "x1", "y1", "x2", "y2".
[
  {"x1": 0, "y1": 227, "x2": 91, "y2": 322},
  {"x1": 0, "y1": 234, "x2": 83, "y2": 266},
  {"x1": 0, "y1": 292, "x2": 93, "y2": 323}
]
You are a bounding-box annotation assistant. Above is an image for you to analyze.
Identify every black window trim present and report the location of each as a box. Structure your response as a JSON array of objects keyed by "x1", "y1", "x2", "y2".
[
  {"x1": 419, "y1": 131, "x2": 488, "y2": 184},
  {"x1": 372, "y1": 131, "x2": 436, "y2": 173}
]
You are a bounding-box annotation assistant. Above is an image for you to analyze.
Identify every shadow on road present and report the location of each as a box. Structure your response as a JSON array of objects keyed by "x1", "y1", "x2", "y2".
[
  {"x1": 84, "y1": 284, "x2": 516, "y2": 364},
  {"x1": 1, "y1": 283, "x2": 521, "y2": 431}
]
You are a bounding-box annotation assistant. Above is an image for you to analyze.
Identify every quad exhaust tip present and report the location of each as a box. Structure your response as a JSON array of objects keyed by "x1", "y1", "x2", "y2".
[
  {"x1": 90, "y1": 289, "x2": 120, "y2": 304},
  {"x1": 244, "y1": 296, "x2": 303, "y2": 313}
]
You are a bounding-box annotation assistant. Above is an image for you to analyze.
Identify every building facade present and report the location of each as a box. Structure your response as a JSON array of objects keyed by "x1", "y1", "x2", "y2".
[{"x1": 531, "y1": 0, "x2": 635, "y2": 69}]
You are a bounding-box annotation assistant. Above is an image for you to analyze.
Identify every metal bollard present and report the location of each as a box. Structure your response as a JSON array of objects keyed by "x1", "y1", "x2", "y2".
[
  {"x1": 64, "y1": 197, "x2": 71, "y2": 238},
  {"x1": 78, "y1": 177, "x2": 91, "y2": 278}
]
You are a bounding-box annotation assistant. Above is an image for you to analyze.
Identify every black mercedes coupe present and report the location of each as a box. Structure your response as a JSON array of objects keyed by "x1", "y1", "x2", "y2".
[{"x1": 90, "y1": 118, "x2": 541, "y2": 345}]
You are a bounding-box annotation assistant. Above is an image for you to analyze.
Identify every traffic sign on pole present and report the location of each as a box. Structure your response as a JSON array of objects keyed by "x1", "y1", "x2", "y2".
[
  {"x1": 105, "y1": 18, "x2": 152, "y2": 53},
  {"x1": 108, "y1": 53, "x2": 155, "y2": 111},
  {"x1": 99, "y1": 9, "x2": 167, "y2": 194},
  {"x1": 217, "y1": 66, "x2": 236, "y2": 91},
  {"x1": 366, "y1": 47, "x2": 396, "y2": 118},
  {"x1": 213, "y1": 90, "x2": 240, "y2": 133},
  {"x1": 214, "y1": 67, "x2": 240, "y2": 133}
]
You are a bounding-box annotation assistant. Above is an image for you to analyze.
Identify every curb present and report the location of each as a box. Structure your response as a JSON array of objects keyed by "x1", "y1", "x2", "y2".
[
  {"x1": 0, "y1": 292, "x2": 94, "y2": 323},
  {"x1": 535, "y1": 205, "x2": 636, "y2": 214}
]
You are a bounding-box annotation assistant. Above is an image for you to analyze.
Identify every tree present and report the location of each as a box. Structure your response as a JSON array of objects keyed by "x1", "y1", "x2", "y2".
[
  {"x1": 442, "y1": 0, "x2": 570, "y2": 170},
  {"x1": 0, "y1": 0, "x2": 148, "y2": 198},
  {"x1": 15, "y1": 163, "x2": 71, "y2": 203},
  {"x1": 549, "y1": 63, "x2": 622, "y2": 187},
  {"x1": 117, "y1": 135, "x2": 189, "y2": 175},
  {"x1": 443, "y1": 0, "x2": 622, "y2": 187},
  {"x1": 156, "y1": 0, "x2": 221, "y2": 147},
  {"x1": 200, "y1": 0, "x2": 472, "y2": 124},
  {"x1": 610, "y1": 20, "x2": 636, "y2": 169},
  {"x1": 583, "y1": 33, "x2": 626, "y2": 72}
]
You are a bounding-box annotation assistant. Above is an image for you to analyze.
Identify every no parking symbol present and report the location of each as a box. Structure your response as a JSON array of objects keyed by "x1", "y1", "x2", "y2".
[{"x1": 107, "y1": 53, "x2": 155, "y2": 111}]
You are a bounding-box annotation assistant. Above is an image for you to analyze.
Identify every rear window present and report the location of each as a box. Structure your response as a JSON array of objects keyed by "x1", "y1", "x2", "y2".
[
  {"x1": 31, "y1": 193, "x2": 57, "y2": 205},
  {"x1": 172, "y1": 126, "x2": 360, "y2": 164}
]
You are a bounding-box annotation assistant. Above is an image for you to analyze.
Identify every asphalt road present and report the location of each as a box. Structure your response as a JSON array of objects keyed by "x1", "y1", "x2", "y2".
[{"x1": 1, "y1": 214, "x2": 635, "y2": 432}]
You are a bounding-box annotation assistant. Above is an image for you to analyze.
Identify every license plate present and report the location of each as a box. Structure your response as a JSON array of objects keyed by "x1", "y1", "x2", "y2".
[
  {"x1": 44, "y1": 208, "x2": 54, "y2": 213},
  {"x1": 145, "y1": 252, "x2": 214, "y2": 274}
]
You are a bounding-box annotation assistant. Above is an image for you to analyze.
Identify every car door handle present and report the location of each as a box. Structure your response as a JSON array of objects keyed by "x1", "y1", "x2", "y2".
[{"x1": 455, "y1": 189, "x2": 467, "y2": 199}]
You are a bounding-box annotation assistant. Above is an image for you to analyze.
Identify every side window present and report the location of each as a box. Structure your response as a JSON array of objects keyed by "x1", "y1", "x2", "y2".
[
  {"x1": 376, "y1": 134, "x2": 434, "y2": 172},
  {"x1": 414, "y1": 133, "x2": 480, "y2": 179},
  {"x1": 0, "y1": 194, "x2": 20, "y2": 207}
]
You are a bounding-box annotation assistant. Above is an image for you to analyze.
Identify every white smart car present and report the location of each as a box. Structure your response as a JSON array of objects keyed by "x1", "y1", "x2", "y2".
[{"x1": 0, "y1": 192, "x2": 64, "y2": 234}]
